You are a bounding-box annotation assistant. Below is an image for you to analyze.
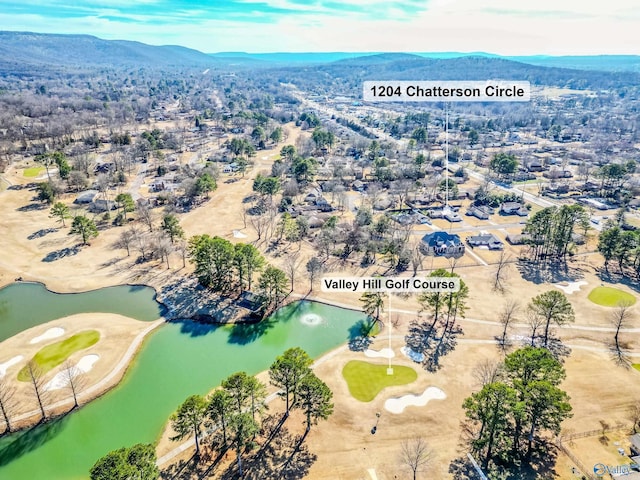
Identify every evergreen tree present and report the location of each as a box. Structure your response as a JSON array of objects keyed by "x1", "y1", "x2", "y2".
[
  {"x1": 70, "y1": 216, "x2": 98, "y2": 245},
  {"x1": 188, "y1": 235, "x2": 234, "y2": 290},
  {"x1": 90, "y1": 444, "x2": 159, "y2": 480},
  {"x1": 269, "y1": 347, "x2": 313, "y2": 417},
  {"x1": 49, "y1": 201, "x2": 70, "y2": 226},
  {"x1": 257, "y1": 265, "x2": 288, "y2": 310},
  {"x1": 170, "y1": 395, "x2": 208, "y2": 456}
]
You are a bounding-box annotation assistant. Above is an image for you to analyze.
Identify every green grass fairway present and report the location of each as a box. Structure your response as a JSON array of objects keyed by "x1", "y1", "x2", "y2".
[
  {"x1": 588, "y1": 286, "x2": 636, "y2": 307},
  {"x1": 342, "y1": 360, "x2": 417, "y2": 402},
  {"x1": 18, "y1": 330, "x2": 100, "y2": 381},
  {"x1": 23, "y1": 167, "x2": 44, "y2": 178}
]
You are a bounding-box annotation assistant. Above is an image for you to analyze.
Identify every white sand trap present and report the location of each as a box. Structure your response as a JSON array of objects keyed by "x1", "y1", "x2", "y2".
[
  {"x1": 232, "y1": 230, "x2": 247, "y2": 238},
  {"x1": 30, "y1": 327, "x2": 65, "y2": 344},
  {"x1": 364, "y1": 348, "x2": 395, "y2": 359},
  {"x1": 384, "y1": 386, "x2": 447, "y2": 414},
  {"x1": 554, "y1": 280, "x2": 588, "y2": 295},
  {"x1": 44, "y1": 354, "x2": 100, "y2": 391},
  {"x1": 401, "y1": 346, "x2": 424, "y2": 363},
  {"x1": 0, "y1": 355, "x2": 24, "y2": 378}
]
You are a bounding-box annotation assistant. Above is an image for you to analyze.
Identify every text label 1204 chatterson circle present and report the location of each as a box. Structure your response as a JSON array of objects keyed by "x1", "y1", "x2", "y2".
[{"x1": 363, "y1": 81, "x2": 531, "y2": 102}]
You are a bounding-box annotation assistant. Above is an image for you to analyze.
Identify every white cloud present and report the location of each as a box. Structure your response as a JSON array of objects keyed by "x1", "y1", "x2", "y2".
[{"x1": 1, "y1": 0, "x2": 639, "y2": 55}]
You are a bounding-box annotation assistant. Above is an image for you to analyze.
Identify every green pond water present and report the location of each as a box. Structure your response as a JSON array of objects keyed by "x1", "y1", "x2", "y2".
[
  {"x1": 0, "y1": 289, "x2": 365, "y2": 480},
  {"x1": 0, "y1": 282, "x2": 164, "y2": 343}
]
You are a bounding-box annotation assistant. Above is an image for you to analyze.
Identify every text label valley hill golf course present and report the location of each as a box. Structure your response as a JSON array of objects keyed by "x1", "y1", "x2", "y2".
[{"x1": 321, "y1": 277, "x2": 460, "y2": 293}]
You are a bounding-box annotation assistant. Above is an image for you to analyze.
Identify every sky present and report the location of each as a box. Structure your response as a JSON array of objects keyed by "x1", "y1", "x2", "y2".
[{"x1": 0, "y1": 0, "x2": 639, "y2": 55}]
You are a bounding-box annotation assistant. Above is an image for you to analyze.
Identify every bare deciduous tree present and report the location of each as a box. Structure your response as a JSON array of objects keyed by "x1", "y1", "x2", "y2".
[
  {"x1": 249, "y1": 212, "x2": 270, "y2": 243},
  {"x1": 628, "y1": 401, "x2": 640, "y2": 433},
  {"x1": 136, "y1": 200, "x2": 155, "y2": 232},
  {"x1": 497, "y1": 299, "x2": 519, "y2": 349},
  {"x1": 116, "y1": 228, "x2": 135, "y2": 256},
  {"x1": 0, "y1": 376, "x2": 17, "y2": 433},
  {"x1": 153, "y1": 233, "x2": 173, "y2": 269},
  {"x1": 493, "y1": 251, "x2": 512, "y2": 292},
  {"x1": 526, "y1": 309, "x2": 545, "y2": 347},
  {"x1": 472, "y1": 359, "x2": 503, "y2": 388},
  {"x1": 132, "y1": 227, "x2": 151, "y2": 261},
  {"x1": 61, "y1": 360, "x2": 86, "y2": 409},
  {"x1": 25, "y1": 360, "x2": 47, "y2": 421},
  {"x1": 410, "y1": 242, "x2": 424, "y2": 276},
  {"x1": 176, "y1": 239, "x2": 188, "y2": 268},
  {"x1": 305, "y1": 257, "x2": 325, "y2": 292},
  {"x1": 283, "y1": 252, "x2": 302, "y2": 293},
  {"x1": 400, "y1": 437, "x2": 433, "y2": 480},
  {"x1": 609, "y1": 301, "x2": 633, "y2": 367}
]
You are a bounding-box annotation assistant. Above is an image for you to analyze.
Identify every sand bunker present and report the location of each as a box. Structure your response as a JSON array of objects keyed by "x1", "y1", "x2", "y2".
[
  {"x1": 300, "y1": 313, "x2": 324, "y2": 326},
  {"x1": 554, "y1": 280, "x2": 588, "y2": 295},
  {"x1": 232, "y1": 230, "x2": 247, "y2": 238},
  {"x1": 384, "y1": 386, "x2": 447, "y2": 414},
  {"x1": 401, "y1": 346, "x2": 424, "y2": 363},
  {"x1": 364, "y1": 348, "x2": 395, "y2": 359},
  {"x1": 44, "y1": 354, "x2": 100, "y2": 391},
  {"x1": 30, "y1": 327, "x2": 65, "y2": 344},
  {"x1": 0, "y1": 355, "x2": 24, "y2": 378}
]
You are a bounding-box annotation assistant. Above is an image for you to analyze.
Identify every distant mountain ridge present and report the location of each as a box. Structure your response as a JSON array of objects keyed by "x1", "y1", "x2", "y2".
[
  {"x1": 271, "y1": 54, "x2": 640, "y2": 91},
  {"x1": 2, "y1": 31, "x2": 640, "y2": 79},
  {"x1": 211, "y1": 50, "x2": 640, "y2": 72},
  {"x1": 0, "y1": 31, "x2": 244, "y2": 71}
]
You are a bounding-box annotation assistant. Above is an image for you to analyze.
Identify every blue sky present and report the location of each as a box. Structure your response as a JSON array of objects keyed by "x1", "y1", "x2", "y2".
[{"x1": 0, "y1": 0, "x2": 638, "y2": 54}]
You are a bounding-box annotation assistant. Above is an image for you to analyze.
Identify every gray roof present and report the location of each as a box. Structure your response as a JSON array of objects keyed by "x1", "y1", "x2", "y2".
[
  {"x1": 74, "y1": 190, "x2": 99, "y2": 203},
  {"x1": 468, "y1": 233, "x2": 503, "y2": 249},
  {"x1": 421, "y1": 231, "x2": 462, "y2": 247}
]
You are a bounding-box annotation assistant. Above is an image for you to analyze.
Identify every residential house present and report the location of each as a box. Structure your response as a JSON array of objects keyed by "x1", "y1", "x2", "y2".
[
  {"x1": 420, "y1": 232, "x2": 465, "y2": 258},
  {"x1": 500, "y1": 202, "x2": 529, "y2": 217},
  {"x1": 467, "y1": 233, "x2": 504, "y2": 250},
  {"x1": 506, "y1": 233, "x2": 531, "y2": 245},
  {"x1": 74, "y1": 190, "x2": 99, "y2": 204},
  {"x1": 466, "y1": 205, "x2": 494, "y2": 220},
  {"x1": 525, "y1": 159, "x2": 545, "y2": 172}
]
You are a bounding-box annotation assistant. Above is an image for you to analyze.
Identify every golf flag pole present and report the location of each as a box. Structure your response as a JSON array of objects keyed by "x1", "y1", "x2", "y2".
[{"x1": 387, "y1": 292, "x2": 393, "y2": 375}]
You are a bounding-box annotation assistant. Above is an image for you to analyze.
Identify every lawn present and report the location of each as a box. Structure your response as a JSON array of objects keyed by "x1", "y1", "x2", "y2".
[
  {"x1": 587, "y1": 286, "x2": 636, "y2": 307},
  {"x1": 342, "y1": 360, "x2": 417, "y2": 402},
  {"x1": 23, "y1": 167, "x2": 44, "y2": 178},
  {"x1": 18, "y1": 330, "x2": 100, "y2": 381}
]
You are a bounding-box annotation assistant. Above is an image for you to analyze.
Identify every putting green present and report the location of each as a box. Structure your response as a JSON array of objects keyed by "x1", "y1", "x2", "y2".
[
  {"x1": 18, "y1": 330, "x2": 100, "y2": 381},
  {"x1": 587, "y1": 286, "x2": 636, "y2": 307},
  {"x1": 342, "y1": 360, "x2": 417, "y2": 402},
  {"x1": 23, "y1": 167, "x2": 44, "y2": 178}
]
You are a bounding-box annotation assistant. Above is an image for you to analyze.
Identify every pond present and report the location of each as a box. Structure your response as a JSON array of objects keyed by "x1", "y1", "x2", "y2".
[
  {"x1": 0, "y1": 287, "x2": 365, "y2": 480},
  {"x1": 0, "y1": 282, "x2": 164, "y2": 343}
]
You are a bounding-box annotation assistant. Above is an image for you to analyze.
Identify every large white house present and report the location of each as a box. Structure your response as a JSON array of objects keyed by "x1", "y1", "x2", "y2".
[{"x1": 420, "y1": 231, "x2": 465, "y2": 258}]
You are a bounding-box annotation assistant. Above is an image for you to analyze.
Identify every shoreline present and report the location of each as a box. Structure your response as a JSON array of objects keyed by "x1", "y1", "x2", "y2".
[
  {"x1": 0, "y1": 277, "x2": 366, "y2": 435},
  {"x1": 1, "y1": 318, "x2": 165, "y2": 432}
]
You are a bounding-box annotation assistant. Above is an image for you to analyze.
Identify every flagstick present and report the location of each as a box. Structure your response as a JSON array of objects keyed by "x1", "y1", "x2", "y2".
[{"x1": 387, "y1": 291, "x2": 393, "y2": 375}]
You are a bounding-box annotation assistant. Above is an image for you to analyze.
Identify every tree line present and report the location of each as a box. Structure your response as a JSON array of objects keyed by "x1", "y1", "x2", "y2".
[
  {"x1": 522, "y1": 205, "x2": 588, "y2": 262},
  {"x1": 188, "y1": 234, "x2": 288, "y2": 313},
  {"x1": 461, "y1": 347, "x2": 572, "y2": 476},
  {"x1": 404, "y1": 269, "x2": 469, "y2": 371},
  {"x1": 0, "y1": 359, "x2": 87, "y2": 436},
  {"x1": 598, "y1": 223, "x2": 640, "y2": 278},
  {"x1": 89, "y1": 347, "x2": 333, "y2": 479}
]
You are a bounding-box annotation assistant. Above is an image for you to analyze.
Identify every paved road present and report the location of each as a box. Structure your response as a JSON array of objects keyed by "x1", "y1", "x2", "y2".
[{"x1": 466, "y1": 169, "x2": 558, "y2": 209}]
